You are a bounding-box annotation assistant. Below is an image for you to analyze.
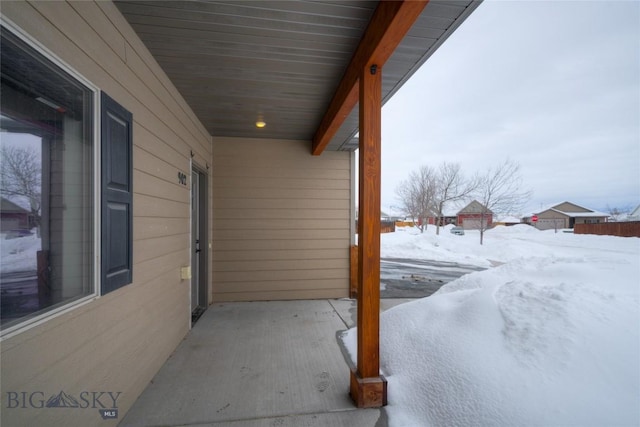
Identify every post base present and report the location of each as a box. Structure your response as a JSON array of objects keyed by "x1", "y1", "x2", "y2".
[{"x1": 349, "y1": 369, "x2": 387, "y2": 408}]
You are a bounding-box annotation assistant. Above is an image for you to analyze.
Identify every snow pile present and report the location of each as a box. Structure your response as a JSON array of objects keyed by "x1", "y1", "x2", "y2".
[
  {"x1": 384, "y1": 224, "x2": 637, "y2": 268},
  {"x1": 487, "y1": 223, "x2": 540, "y2": 233},
  {"x1": 382, "y1": 226, "x2": 493, "y2": 267},
  {"x1": 343, "y1": 227, "x2": 640, "y2": 426},
  {"x1": 0, "y1": 231, "x2": 41, "y2": 273}
]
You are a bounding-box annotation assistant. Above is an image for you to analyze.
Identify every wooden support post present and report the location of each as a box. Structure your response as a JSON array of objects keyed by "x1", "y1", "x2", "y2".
[
  {"x1": 351, "y1": 62, "x2": 387, "y2": 408},
  {"x1": 350, "y1": 245, "x2": 358, "y2": 299}
]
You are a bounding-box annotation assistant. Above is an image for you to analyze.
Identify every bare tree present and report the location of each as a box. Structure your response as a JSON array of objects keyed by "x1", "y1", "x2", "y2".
[
  {"x1": 474, "y1": 159, "x2": 531, "y2": 245},
  {"x1": 396, "y1": 165, "x2": 437, "y2": 233},
  {"x1": 432, "y1": 162, "x2": 478, "y2": 235},
  {"x1": 0, "y1": 144, "x2": 42, "y2": 224},
  {"x1": 395, "y1": 181, "x2": 420, "y2": 228},
  {"x1": 605, "y1": 204, "x2": 631, "y2": 222}
]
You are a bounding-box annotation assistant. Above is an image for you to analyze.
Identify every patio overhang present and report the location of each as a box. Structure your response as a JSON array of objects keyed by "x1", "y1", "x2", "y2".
[
  {"x1": 115, "y1": 0, "x2": 482, "y2": 409},
  {"x1": 115, "y1": 0, "x2": 482, "y2": 152}
]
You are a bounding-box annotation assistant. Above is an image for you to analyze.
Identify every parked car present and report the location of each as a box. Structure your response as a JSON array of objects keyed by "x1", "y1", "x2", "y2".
[{"x1": 450, "y1": 226, "x2": 465, "y2": 235}]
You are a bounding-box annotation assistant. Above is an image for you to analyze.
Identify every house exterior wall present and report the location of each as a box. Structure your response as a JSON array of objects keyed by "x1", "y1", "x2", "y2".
[
  {"x1": 211, "y1": 137, "x2": 351, "y2": 301},
  {"x1": 1, "y1": 2, "x2": 211, "y2": 426},
  {"x1": 573, "y1": 216, "x2": 607, "y2": 225},
  {"x1": 426, "y1": 216, "x2": 456, "y2": 226},
  {"x1": 0, "y1": 199, "x2": 32, "y2": 231}
]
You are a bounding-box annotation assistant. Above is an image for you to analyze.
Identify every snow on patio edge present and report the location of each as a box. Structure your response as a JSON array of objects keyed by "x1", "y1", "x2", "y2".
[{"x1": 341, "y1": 225, "x2": 640, "y2": 427}]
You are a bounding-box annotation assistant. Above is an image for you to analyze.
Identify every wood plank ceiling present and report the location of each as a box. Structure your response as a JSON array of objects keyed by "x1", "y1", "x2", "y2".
[{"x1": 115, "y1": 1, "x2": 481, "y2": 152}]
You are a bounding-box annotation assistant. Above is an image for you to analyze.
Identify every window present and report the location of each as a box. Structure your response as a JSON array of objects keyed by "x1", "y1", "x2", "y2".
[{"x1": 0, "y1": 26, "x2": 96, "y2": 333}]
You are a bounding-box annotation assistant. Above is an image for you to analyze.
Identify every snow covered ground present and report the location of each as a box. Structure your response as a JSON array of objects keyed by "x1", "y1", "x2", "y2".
[
  {"x1": 0, "y1": 230, "x2": 40, "y2": 273},
  {"x1": 342, "y1": 224, "x2": 640, "y2": 426}
]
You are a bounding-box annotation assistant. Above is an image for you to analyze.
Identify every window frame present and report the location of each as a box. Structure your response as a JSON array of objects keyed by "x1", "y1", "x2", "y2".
[{"x1": 0, "y1": 18, "x2": 101, "y2": 340}]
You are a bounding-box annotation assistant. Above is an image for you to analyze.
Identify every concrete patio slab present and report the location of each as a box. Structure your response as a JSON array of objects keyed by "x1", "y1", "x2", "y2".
[
  {"x1": 330, "y1": 298, "x2": 415, "y2": 329},
  {"x1": 119, "y1": 299, "x2": 403, "y2": 427},
  {"x1": 175, "y1": 410, "x2": 383, "y2": 427}
]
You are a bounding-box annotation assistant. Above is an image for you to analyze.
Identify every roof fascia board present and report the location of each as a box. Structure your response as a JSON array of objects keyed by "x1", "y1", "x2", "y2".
[{"x1": 311, "y1": 0, "x2": 428, "y2": 156}]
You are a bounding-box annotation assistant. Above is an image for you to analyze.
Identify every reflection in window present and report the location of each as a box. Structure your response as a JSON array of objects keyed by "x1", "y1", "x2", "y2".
[{"x1": 0, "y1": 27, "x2": 94, "y2": 331}]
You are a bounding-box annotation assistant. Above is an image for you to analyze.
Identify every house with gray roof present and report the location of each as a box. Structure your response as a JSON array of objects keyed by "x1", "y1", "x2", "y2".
[{"x1": 528, "y1": 201, "x2": 609, "y2": 230}]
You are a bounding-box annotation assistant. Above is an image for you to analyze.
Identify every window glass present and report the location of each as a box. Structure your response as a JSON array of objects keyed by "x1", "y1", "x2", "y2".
[{"x1": 0, "y1": 27, "x2": 94, "y2": 331}]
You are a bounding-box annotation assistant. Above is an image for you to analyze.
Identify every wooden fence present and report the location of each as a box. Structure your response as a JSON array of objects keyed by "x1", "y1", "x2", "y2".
[
  {"x1": 355, "y1": 220, "x2": 396, "y2": 234},
  {"x1": 381, "y1": 221, "x2": 396, "y2": 233},
  {"x1": 574, "y1": 221, "x2": 640, "y2": 237},
  {"x1": 395, "y1": 220, "x2": 415, "y2": 228}
]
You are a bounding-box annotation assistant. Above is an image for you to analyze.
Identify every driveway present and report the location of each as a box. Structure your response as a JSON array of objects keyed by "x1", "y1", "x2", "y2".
[{"x1": 380, "y1": 258, "x2": 486, "y2": 298}]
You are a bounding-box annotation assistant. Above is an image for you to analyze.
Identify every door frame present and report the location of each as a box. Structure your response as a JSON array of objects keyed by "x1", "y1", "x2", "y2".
[{"x1": 190, "y1": 163, "x2": 208, "y2": 323}]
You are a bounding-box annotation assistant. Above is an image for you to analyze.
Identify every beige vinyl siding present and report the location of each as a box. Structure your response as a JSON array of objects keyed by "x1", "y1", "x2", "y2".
[
  {"x1": 553, "y1": 202, "x2": 590, "y2": 213},
  {"x1": 1, "y1": 2, "x2": 211, "y2": 426},
  {"x1": 212, "y1": 137, "x2": 351, "y2": 301}
]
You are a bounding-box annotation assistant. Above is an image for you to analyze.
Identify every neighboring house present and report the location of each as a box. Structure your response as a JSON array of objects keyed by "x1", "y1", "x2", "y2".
[
  {"x1": 0, "y1": 1, "x2": 481, "y2": 424},
  {"x1": 529, "y1": 202, "x2": 609, "y2": 230},
  {"x1": 0, "y1": 197, "x2": 32, "y2": 232},
  {"x1": 427, "y1": 201, "x2": 465, "y2": 226},
  {"x1": 380, "y1": 211, "x2": 401, "y2": 222},
  {"x1": 427, "y1": 215, "x2": 458, "y2": 226},
  {"x1": 627, "y1": 204, "x2": 640, "y2": 221},
  {"x1": 457, "y1": 200, "x2": 493, "y2": 229},
  {"x1": 427, "y1": 210, "x2": 458, "y2": 226}
]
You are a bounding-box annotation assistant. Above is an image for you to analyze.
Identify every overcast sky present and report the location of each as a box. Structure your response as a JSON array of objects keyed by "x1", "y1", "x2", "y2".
[{"x1": 379, "y1": 0, "x2": 639, "y2": 215}]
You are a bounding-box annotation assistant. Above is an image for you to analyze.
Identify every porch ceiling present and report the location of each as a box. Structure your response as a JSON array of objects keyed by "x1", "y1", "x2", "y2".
[{"x1": 115, "y1": 0, "x2": 481, "y2": 152}]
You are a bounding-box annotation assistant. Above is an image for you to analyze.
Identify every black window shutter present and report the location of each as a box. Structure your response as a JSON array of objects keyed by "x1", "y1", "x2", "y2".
[{"x1": 101, "y1": 92, "x2": 133, "y2": 294}]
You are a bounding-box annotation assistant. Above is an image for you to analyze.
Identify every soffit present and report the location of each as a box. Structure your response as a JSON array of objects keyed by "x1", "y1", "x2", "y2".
[{"x1": 115, "y1": 0, "x2": 481, "y2": 152}]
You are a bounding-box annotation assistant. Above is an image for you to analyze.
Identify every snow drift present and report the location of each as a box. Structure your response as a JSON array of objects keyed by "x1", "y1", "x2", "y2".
[{"x1": 342, "y1": 226, "x2": 640, "y2": 426}]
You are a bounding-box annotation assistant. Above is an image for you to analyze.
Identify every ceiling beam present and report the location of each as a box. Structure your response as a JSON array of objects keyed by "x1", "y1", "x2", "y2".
[{"x1": 311, "y1": 0, "x2": 429, "y2": 155}]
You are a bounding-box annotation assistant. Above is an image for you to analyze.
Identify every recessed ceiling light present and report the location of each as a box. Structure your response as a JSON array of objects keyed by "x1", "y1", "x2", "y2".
[{"x1": 256, "y1": 120, "x2": 266, "y2": 128}]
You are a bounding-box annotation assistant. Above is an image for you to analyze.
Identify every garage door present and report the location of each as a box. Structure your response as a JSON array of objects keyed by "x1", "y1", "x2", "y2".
[
  {"x1": 462, "y1": 220, "x2": 482, "y2": 229},
  {"x1": 1, "y1": 218, "x2": 21, "y2": 232},
  {"x1": 536, "y1": 218, "x2": 565, "y2": 230}
]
